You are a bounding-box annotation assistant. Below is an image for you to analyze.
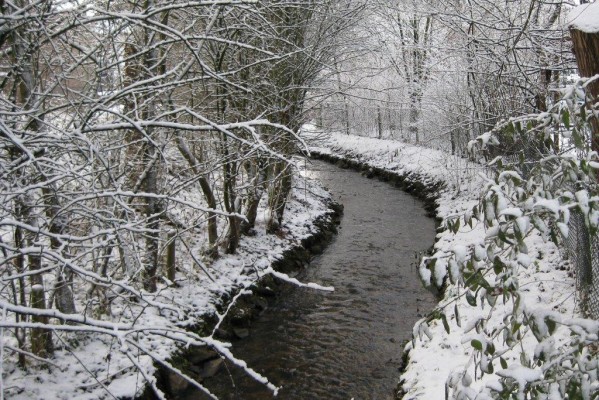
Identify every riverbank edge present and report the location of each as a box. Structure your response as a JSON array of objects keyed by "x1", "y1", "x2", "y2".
[
  {"x1": 140, "y1": 197, "x2": 344, "y2": 399},
  {"x1": 308, "y1": 132, "x2": 584, "y2": 399},
  {"x1": 309, "y1": 149, "x2": 447, "y2": 400}
]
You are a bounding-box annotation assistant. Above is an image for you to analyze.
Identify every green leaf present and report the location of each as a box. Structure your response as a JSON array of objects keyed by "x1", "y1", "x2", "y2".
[
  {"x1": 466, "y1": 290, "x2": 477, "y2": 307},
  {"x1": 471, "y1": 339, "x2": 483, "y2": 351},
  {"x1": 531, "y1": 322, "x2": 543, "y2": 342},
  {"x1": 573, "y1": 128, "x2": 584, "y2": 149},
  {"x1": 455, "y1": 304, "x2": 461, "y2": 328},
  {"x1": 493, "y1": 257, "x2": 505, "y2": 274},
  {"x1": 467, "y1": 271, "x2": 491, "y2": 290},
  {"x1": 506, "y1": 123, "x2": 515, "y2": 136},
  {"x1": 475, "y1": 319, "x2": 483, "y2": 333},
  {"x1": 515, "y1": 121, "x2": 522, "y2": 133},
  {"x1": 453, "y1": 218, "x2": 461, "y2": 233},
  {"x1": 498, "y1": 229, "x2": 514, "y2": 245},
  {"x1": 562, "y1": 109, "x2": 570, "y2": 129},
  {"x1": 486, "y1": 292, "x2": 497, "y2": 307},
  {"x1": 550, "y1": 228, "x2": 559, "y2": 246},
  {"x1": 441, "y1": 313, "x2": 450, "y2": 334},
  {"x1": 466, "y1": 259, "x2": 475, "y2": 272},
  {"x1": 545, "y1": 317, "x2": 556, "y2": 335},
  {"x1": 500, "y1": 357, "x2": 508, "y2": 369},
  {"x1": 512, "y1": 321, "x2": 522, "y2": 334},
  {"x1": 567, "y1": 380, "x2": 581, "y2": 399}
]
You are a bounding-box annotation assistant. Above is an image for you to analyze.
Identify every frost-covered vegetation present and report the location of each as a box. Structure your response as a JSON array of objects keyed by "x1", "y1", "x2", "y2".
[
  {"x1": 315, "y1": 0, "x2": 574, "y2": 153},
  {"x1": 2, "y1": 0, "x2": 599, "y2": 397},
  {"x1": 306, "y1": 74, "x2": 599, "y2": 397},
  {"x1": 311, "y1": 2, "x2": 599, "y2": 395},
  {"x1": 0, "y1": 0, "x2": 360, "y2": 397},
  {"x1": 419, "y1": 76, "x2": 599, "y2": 399}
]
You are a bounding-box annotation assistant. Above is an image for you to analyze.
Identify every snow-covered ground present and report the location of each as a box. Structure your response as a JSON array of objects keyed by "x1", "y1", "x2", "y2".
[
  {"x1": 303, "y1": 127, "x2": 586, "y2": 399},
  {"x1": 2, "y1": 161, "x2": 334, "y2": 399}
]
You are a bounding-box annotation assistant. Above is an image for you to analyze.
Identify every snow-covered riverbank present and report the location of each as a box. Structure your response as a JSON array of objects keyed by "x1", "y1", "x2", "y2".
[
  {"x1": 4, "y1": 162, "x2": 336, "y2": 400},
  {"x1": 304, "y1": 128, "x2": 585, "y2": 399}
]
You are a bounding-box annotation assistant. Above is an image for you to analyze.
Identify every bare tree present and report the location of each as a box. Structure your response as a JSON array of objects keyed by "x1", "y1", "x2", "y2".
[{"x1": 1, "y1": 0, "x2": 360, "y2": 396}]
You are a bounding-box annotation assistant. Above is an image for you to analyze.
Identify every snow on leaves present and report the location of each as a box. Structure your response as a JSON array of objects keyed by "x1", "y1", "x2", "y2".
[{"x1": 419, "y1": 78, "x2": 599, "y2": 399}]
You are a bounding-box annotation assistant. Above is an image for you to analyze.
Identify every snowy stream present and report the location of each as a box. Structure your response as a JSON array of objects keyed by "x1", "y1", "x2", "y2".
[{"x1": 198, "y1": 159, "x2": 437, "y2": 399}]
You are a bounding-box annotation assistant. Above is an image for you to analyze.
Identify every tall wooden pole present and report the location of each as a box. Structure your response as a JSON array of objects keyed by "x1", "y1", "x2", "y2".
[{"x1": 569, "y1": 14, "x2": 599, "y2": 153}]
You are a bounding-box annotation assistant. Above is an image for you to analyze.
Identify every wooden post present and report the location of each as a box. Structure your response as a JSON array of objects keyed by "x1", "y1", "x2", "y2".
[{"x1": 569, "y1": 16, "x2": 599, "y2": 153}]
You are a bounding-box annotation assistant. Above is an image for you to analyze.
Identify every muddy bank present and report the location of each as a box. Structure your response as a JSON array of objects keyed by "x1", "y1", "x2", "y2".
[
  {"x1": 138, "y1": 199, "x2": 343, "y2": 399},
  {"x1": 208, "y1": 200, "x2": 344, "y2": 342}
]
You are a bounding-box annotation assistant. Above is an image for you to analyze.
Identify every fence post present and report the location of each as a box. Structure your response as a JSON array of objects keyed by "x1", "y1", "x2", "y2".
[
  {"x1": 569, "y1": 20, "x2": 599, "y2": 169},
  {"x1": 569, "y1": 6, "x2": 599, "y2": 319}
]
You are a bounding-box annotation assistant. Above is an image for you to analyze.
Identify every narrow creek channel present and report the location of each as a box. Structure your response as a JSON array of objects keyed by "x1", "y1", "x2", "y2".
[{"x1": 199, "y1": 159, "x2": 437, "y2": 399}]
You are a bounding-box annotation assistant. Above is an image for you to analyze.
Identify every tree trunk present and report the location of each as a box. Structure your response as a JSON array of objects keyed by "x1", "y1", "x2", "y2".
[
  {"x1": 450, "y1": 129, "x2": 457, "y2": 156},
  {"x1": 142, "y1": 0, "x2": 162, "y2": 292},
  {"x1": 222, "y1": 146, "x2": 240, "y2": 254},
  {"x1": 165, "y1": 231, "x2": 176, "y2": 283},
  {"x1": 142, "y1": 141, "x2": 160, "y2": 293},
  {"x1": 42, "y1": 186, "x2": 76, "y2": 315},
  {"x1": 408, "y1": 89, "x2": 422, "y2": 143},
  {"x1": 175, "y1": 135, "x2": 219, "y2": 258},
  {"x1": 218, "y1": 130, "x2": 241, "y2": 254},
  {"x1": 570, "y1": 28, "x2": 599, "y2": 154},
  {"x1": 241, "y1": 159, "x2": 267, "y2": 235},
  {"x1": 333, "y1": 59, "x2": 350, "y2": 135},
  {"x1": 377, "y1": 105, "x2": 383, "y2": 139},
  {"x1": 12, "y1": 222, "x2": 28, "y2": 367},
  {"x1": 18, "y1": 195, "x2": 53, "y2": 357},
  {"x1": 9, "y1": 5, "x2": 53, "y2": 356},
  {"x1": 267, "y1": 160, "x2": 292, "y2": 233}
]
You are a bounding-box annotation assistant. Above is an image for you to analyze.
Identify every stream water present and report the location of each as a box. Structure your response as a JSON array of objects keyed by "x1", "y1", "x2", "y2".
[{"x1": 200, "y1": 159, "x2": 437, "y2": 399}]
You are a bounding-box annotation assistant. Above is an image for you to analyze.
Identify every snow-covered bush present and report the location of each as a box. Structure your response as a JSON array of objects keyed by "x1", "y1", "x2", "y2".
[{"x1": 419, "y1": 76, "x2": 599, "y2": 399}]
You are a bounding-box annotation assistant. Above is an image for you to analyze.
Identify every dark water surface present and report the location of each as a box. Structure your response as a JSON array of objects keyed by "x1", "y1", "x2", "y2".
[{"x1": 201, "y1": 160, "x2": 437, "y2": 400}]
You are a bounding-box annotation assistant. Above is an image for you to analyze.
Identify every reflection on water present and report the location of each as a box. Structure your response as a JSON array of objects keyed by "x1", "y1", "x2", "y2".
[{"x1": 200, "y1": 159, "x2": 436, "y2": 400}]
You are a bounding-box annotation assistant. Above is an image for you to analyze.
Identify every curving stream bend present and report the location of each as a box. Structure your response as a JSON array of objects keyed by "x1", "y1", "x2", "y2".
[{"x1": 200, "y1": 159, "x2": 437, "y2": 399}]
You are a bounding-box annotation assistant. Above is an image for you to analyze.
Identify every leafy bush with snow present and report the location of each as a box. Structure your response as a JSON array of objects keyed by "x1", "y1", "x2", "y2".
[{"x1": 419, "y1": 76, "x2": 599, "y2": 399}]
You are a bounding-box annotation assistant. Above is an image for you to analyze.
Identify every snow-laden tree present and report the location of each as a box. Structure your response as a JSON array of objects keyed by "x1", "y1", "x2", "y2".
[
  {"x1": 0, "y1": 0, "x2": 354, "y2": 396},
  {"x1": 315, "y1": 0, "x2": 574, "y2": 156},
  {"x1": 433, "y1": 0, "x2": 571, "y2": 157},
  {"x1": 373, "y1": 0, "x2": 435, "y2": 144}
]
